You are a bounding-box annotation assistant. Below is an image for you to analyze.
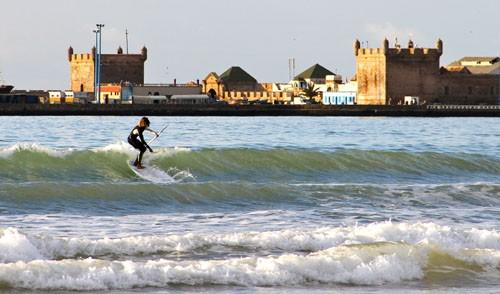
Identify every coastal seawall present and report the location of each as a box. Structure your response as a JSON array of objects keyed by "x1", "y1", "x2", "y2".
[{"x1": 0, "y1": 104, "x2": 499, "y2": 116}]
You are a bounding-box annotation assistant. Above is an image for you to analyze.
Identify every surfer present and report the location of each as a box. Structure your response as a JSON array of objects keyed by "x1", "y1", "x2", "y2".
[{"x1": 128, "y1": 117, "x2": 158, "y2": 169}]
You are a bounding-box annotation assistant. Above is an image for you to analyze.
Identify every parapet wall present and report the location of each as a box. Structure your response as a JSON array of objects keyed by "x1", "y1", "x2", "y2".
[
  {"x1": 356, "y1": 48, "x2": 441, "y2": 56},
  {"x1": 438, "y1": 73, "x2": 500, "y2": 104},
  {"x1": 69, "y1": 53, "x2": 95, "y2": 61}
]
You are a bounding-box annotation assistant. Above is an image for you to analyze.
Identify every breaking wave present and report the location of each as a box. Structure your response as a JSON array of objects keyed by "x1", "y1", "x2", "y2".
[
  {"x1": 0, "y1": 222, "x2": 498, "y2": 290},
  {"x1": 0, "y1": 143, "x2": 499, "y2": 183}
]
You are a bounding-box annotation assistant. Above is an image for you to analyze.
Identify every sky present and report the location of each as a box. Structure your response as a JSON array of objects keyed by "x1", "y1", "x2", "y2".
[{"x1": 0, "y1": 0, "x2": 498, "y2": 90}]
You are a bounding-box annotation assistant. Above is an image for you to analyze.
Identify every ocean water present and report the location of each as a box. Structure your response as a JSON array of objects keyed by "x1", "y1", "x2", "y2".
[{"x1": 0, "y1": 116, "x2": 499, "y2": 293}]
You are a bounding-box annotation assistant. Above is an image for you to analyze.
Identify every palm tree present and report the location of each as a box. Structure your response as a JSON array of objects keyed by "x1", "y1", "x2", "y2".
[{"x1": 301, "y1": 82, "x2": 320, "y2": 103}]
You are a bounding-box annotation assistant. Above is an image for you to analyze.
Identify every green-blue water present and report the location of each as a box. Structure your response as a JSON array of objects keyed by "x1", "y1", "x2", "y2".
[{"x1": 0, "y1": 116, "x2": 498, "y2": 293}]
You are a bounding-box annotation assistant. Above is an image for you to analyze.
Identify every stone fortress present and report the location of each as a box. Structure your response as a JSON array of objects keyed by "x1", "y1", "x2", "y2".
[
  {"x1": 355, "y1": 39, "x2": 499, "y2": 105},
  {"x1": 62, "y1": 37, "x2": 499, "y2": 106},
  {"x1": 68, "y1": 46, "x2": 147, "y2": 93}
]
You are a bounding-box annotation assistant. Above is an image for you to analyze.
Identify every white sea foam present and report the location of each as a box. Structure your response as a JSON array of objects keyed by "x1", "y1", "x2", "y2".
[
  {"x1": 0, "y1": 223, "x2": 499, "y2": 290},
  {"x1": 0, "y1": 142, "x2": 190, "y2": 159},
  {"x1": 0, "y1": 228, "x2": 43, "y2": 262},
  {"x1": 0, "y1": 143, "x2": 70, "y2": 158},
  {"x1": 1, "y1": 222, "x2": 499, "y2": 265},
  {"x1": 0, "y1": 243, "x2": 426, "y2": 289},
  {"x1": 94, "y1": 141, "x2": 136, "y2": 155}
]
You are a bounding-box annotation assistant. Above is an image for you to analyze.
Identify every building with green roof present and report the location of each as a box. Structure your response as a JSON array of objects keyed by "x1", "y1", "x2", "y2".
[
  {"x1": 203, "y1": 66, "x2": 265, "y2": 99},
  {"x1": 294, "y1": 63, "x2": 335, "y2": 81}
]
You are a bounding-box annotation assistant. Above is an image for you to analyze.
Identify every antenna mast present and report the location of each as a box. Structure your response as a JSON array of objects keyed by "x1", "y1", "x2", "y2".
[{"x1": 125, "y1": 28, "x2": 129, "y2": 54}]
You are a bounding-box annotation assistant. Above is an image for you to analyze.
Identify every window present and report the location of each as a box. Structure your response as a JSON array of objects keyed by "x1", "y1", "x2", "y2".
[
  {"x1": 468, "y1": 86, "x2": 473, "y2": 95},
  {"x1": 444, "y1": 86, "x2": 449, "y2": 95},
  {"x1": 491, "y1": 87, "x2": 495, "y2": 96}
]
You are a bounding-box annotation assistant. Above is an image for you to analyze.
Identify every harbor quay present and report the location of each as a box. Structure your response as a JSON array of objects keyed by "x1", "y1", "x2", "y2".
[{"x1": 0, "y1": 103, "x2": 499, "y2": 116}]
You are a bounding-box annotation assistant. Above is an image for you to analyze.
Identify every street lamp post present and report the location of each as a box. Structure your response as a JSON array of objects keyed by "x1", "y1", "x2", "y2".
[
  {"x1": 95, "y1": 24, "x2": 105, "y2": 104},
  {"x1": 93, "y1": 29, "x2": 99, "y2": 103}
]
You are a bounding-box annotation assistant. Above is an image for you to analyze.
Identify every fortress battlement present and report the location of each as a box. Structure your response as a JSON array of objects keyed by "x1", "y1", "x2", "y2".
[
  {"x1": 67, "y1": 46, "x2": 147, "y2": 62},
  {"x1": 70, "y1": 53, "x2": 94, "y2": 61},
  {"x1": 356, "y1": 47, "x2": 441, "y2": 56},
  {"x1": 354, "y1": 38, "x2": 443, "y2": 57}
]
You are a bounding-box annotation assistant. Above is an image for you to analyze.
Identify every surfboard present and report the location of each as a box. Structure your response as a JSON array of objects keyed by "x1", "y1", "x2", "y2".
[{"x1": 127, "y1": 160, "x2": 176, "y2": 184}]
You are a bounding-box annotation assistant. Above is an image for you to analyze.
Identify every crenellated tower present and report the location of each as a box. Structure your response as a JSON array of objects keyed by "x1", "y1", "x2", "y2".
[
  {"x1": 68, "y1": 46, "x2": 148, "y2": 93},
  {"x1": 355, "y1": 38, "x2": 443, "y2": 105}
]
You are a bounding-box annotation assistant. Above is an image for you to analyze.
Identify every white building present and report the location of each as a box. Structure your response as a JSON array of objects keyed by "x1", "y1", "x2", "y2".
[{"x1": 323, "y1": 91, "x2": 356, "y2": 105}]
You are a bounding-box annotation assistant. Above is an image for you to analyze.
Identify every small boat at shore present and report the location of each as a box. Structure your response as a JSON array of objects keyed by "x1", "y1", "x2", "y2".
[{"x1": 0, "y1": 85, "x2": 14, "y2": 94}]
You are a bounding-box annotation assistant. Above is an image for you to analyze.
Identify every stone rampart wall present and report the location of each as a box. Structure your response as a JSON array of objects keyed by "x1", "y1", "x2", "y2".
[{"x1": 1, "y1": 104, "x2": 499, "y2": 116}]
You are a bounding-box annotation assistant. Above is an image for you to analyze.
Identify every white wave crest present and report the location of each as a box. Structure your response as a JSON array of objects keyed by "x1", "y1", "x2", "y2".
[
  {"x1": 93, "y1": 141, "x2": 136, "y2": 155},
  {"x1": 0, "y1": 228, "x2": 43, "y2": 262},
  {"x1": 1, "y1": 222, "x2": 499, "y2": 265},
  {"x1": 0, "y1": 143, "x2": 70, "y2": 158},
  {"x1": 0, "y1": 243, "x2": 426, "y2": 290},
  {"x1": 0, "y1": 142, "x2": 191, "y2": 159}
]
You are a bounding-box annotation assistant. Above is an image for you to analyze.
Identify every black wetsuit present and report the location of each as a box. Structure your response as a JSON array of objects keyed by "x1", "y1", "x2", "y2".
[{"x1": 128, "y1": 126, "x2": 149, "y2": 153}]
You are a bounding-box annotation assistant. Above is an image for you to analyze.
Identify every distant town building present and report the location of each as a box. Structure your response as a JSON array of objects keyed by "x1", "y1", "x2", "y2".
[
  {"x1": 203, "y1": 66, "x2": 264, "y2": 97},
  {"x1": 202, "y1": 65, "x2": 353, "y2": 105},
  {"x1": 132, "y1": 95, "x2": 168, "y2": 104},
  {"x1": 48, "y1": 90, "x2": 65, "y2": 104},
  {"x1": 68, "y1": 46, "x2": 147, "y2": 93},
  {"x1": 285, "y1": 64, "x2": 344, "y2": 103},
  {"x1": 11, "y1": 90, "x2": 48, "y2": 103},
  {"x1": 446, "y1": 57, "x2": 500, "y2": 75},
  {"x1": 322, "y1": 92, "x2": 356, "y2": 105},
  {"x1": 203, "y1": 66, "x2": 291, "y2": 104},
  {"x1": 98, "y1": 85, "x2": 122, "y2": 104},
  {"x1": 170, "y1": 94, "x2": 213, "y2": 104},
  {"x1": 291, "y1": 64, "x2": 341, "y2": 91},
  {"x1": 354, "y1": 38, "x2": 500, "y2": 105},
  {"x1": 131, "y1": 83, "x2": 201, "y2": 97},
  {"x1": 0, "y1": 93, "x2": 39, "y2": 104}
]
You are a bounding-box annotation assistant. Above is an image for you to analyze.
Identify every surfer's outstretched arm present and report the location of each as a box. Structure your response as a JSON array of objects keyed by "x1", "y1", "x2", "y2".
[{"x1": 145, "y1": 128, "x2": 159, "y2": 137}]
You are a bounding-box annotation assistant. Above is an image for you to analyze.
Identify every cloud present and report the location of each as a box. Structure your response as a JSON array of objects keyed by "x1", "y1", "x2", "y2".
[{"x1": 364, "y1": 22, "x2": 426, "y2": 47}]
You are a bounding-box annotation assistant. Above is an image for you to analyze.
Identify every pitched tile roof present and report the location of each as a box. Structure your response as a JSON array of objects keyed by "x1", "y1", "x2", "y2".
[
  {"x1": 219, "y1": 66, "x2": 257, "y2": 83},
  {"x1": 447, "y1": 56, "x2": 500, "y2": 74},
  {"x1": 294, "y1": 64, "x2": 335, "y2": 80},
  {"x1": 448, "y1": 56, "x2": 499, "y2": 67}
]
